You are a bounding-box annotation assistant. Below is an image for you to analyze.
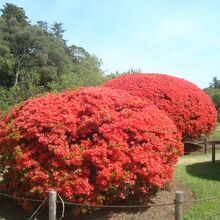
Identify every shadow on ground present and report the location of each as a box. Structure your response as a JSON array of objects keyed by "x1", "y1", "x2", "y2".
[
  {"x1": 0, "y1": 197, "x2": 148, "y2": 220},
  {"x1": 186, "y1": 160, "x2": 220, "y2": 181},
  {"x1": 0, "y1": 180, "x2": 193, "y2": 220}
]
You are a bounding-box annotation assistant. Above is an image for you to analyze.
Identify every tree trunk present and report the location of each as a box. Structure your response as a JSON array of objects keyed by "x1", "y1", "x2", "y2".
[{"x1": 14, "y1": 60, "x2": 20, "y2": 87}]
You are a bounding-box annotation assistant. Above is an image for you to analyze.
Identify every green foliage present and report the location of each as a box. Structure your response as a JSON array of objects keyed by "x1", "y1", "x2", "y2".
[
  {"x1": 0, "y1": 86, "x2": 24, "y2": 110},
  {"x1": 0, "y1": 3, "x2": 105, "y2": 110},
  {"x1": 0, "y1": 3, "x2": 28, "y2": 25},
  {"x1": 105, "y1": 68, "x2": 142, "y2": 80},
  {"x1": 209, "y1": 76, "x2": 220, "y2": 89},
  {"x1": 51, "y1": 22, "x2": 65, "y2": 40},
  {"x1": 204, "y1": 88, "x2": 220, "y2": 107},
  {"x1": 36, "y1": 20, "x2": 48, "y2": 30}
]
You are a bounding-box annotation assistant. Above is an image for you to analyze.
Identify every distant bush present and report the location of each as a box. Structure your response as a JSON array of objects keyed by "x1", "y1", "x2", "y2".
[
  {"x1": 103, "y1": 73, "x2": 217, "y2": 140},
  {"x1": 0, "y1": 87, "x2": 182, "y2": 209}
]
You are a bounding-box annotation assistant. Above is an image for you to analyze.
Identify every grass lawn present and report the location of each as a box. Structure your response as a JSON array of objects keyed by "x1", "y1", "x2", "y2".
[
  {"x1": 175, "y1": 149, "x2": 220, "y2": 219},
  {"x1": 209, "y1": 123, "x2": 220, "y2": 140}
]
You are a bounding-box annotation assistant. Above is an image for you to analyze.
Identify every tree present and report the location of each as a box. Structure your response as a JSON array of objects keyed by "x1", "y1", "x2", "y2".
[
  {"x1": 50, "y1": 44, "x2": 105, "y2": 91},
  {"x1": 36, "y1": 20, "x2": 48, "y2": 30},
  {"x1": 104, "y1": 68, "x2": 142, "y2": 81},
  {"x1": 1, "y1": 23, "x2": 48, "y2": 87},
  {"x1": 50, "y1": 54, "x2": 105, "y2": 91},
  {"x1": 205, "y1": 76, "x2": 220, "y2": 107},
  {"x1": 51, "y1": 22, "x2": 65, "y2": 40},
  {"x1": 0, "y1": 13, "x2": 72, "y2": 90},
  {"x1": 204, "y1": 88, "x2": 220, "y2": 107},
  {"x1": 0, "y1": 3, "x2": 28, "y2": 25},
  {"x1": 209, "y1": 77, "x2": 220, "y2": 89},
  {"x1": 0, "y1": 3, "x2": 105, "y2": 109},
  {"x1": 67, "y1": 45, "x2": 90, "y2": 62},
  {"x1": 71, "y1": 54, "x2": 104, "y2": 86},
  {"x1": 0, "y1": 19, "x2": 15, "y2": 88}
]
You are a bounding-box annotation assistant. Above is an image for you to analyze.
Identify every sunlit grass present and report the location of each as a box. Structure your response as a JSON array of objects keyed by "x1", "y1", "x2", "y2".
[
  {"x1": 175, "y1": 150, "x2": 220, "y2": 219},
  {"x1": 209, "y1": 123, "x2": 220, "y2": 140}
]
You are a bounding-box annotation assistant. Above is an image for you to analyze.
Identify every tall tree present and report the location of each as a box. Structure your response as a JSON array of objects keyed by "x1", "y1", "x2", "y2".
[
  {"x1": 0, "y1": 18, "x2": 15, "y2": 88},
  {"x1": 0, "y1": 3, "x2": 105, "y2": 109},
  {"x1": 51, "y1": 22, "x2": 65, "y2": 40},
  {"x1": 205, "y1": 76, "x2": 220, "y2": 108},
  {"x1": 0, "y1": 3, "x2": 28, "y2": 25},
  {"x1": 68, "y1": 45, "x2": 90, "y2": 62},
  {"x1": 36, "y1": 20, "x2": 48, "y2": 30}
]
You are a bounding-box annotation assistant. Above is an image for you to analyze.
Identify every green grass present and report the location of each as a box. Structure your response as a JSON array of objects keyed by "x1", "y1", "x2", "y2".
[
  {"x1": 209, "y1": 124, "x2": 220, "y2": 140},
  {"x1": 175, "y1": 150, "x2": 220, "y2": 219}
]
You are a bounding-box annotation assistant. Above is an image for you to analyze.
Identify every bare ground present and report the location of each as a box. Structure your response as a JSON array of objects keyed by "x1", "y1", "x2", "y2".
[{"x1": 0, "y1": 180, "x2": 194, "y2": 220}]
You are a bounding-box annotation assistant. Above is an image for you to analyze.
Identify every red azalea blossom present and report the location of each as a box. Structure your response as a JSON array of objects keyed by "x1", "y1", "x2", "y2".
[
  {"x1": 0, "y1": 87, "x2": 183, "y2": 208},
  {"x1": 103, "y1": 73, "x2": 217, "y2": 140}
]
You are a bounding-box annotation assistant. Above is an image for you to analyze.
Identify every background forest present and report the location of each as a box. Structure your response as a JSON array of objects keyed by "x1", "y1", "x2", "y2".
[{"x1": 0, "y1": 3, "x2": 109, "y2": 110}]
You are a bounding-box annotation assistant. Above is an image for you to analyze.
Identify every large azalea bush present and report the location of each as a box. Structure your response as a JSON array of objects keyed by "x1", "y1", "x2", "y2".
[
  {"x1": 103, "y1": 73, "x2": 217, "y2": 140},
  {"x1": 0, "y1": 87, "x2": 182, "y2": 208}
]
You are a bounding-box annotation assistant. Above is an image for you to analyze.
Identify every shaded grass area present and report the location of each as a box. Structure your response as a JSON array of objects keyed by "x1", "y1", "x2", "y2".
[{"x1": 175, "y1": 150, "x2": 220, "y2": 219}]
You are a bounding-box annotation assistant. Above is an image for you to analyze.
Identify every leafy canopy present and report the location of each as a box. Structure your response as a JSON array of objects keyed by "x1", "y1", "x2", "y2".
[{"x1": 0, "y1": 3, "x2": 105, "y2": 110}]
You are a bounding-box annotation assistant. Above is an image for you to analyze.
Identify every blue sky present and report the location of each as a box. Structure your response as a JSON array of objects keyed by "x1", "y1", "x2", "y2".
[{"x1": 1, "y1": 0, "x2": 220, "y2": 88}]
